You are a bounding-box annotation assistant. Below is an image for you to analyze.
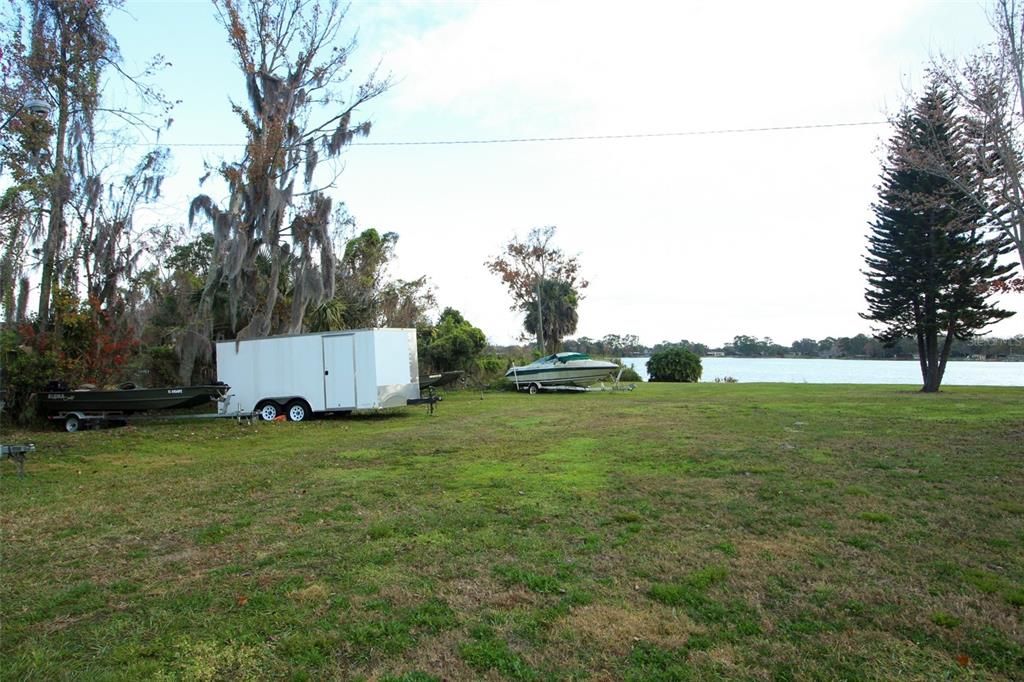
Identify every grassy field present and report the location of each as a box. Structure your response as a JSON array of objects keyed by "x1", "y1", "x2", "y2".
[{"x1": 1, "y1": 383, "x2": 1023, "y2": 680}]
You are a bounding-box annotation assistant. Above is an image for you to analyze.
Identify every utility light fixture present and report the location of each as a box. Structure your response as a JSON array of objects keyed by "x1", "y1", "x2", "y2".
[
  {"x1": 23, "y1": 98, "x2": 51, "y2": 118},
  {"x1": 0, "y1": 96, "x2": 51, "y2": 132}
]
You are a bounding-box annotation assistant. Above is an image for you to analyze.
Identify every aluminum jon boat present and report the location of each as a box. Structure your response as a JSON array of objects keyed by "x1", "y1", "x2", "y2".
[
  {"x1": 36, "y1": 383, "x2": 230, "y2": 415},
  {"x1": 506, "y1": 352, "x2": 618, "y2": 390}
]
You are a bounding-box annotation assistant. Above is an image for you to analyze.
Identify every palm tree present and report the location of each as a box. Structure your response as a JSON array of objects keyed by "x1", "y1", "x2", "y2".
[{"x1": 524, "y1": 279, "x2": 580, "y2": 354}]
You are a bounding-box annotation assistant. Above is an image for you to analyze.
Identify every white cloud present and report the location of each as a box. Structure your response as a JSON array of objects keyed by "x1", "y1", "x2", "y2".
[
  {"x1": 382, "y1": 1, "x2": 923, "y2": 127},
  {"x1": 106, "y1": 0, "x2": 1021, "y2": 348},
  {"x1": 333, "y1": 0, "x2": 1023, "y2": 347}
]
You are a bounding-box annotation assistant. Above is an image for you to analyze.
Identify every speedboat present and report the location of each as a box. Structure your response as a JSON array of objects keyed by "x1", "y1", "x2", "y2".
[{"x1": 505, "y1": 352, "x2": 618, "y2": 388}]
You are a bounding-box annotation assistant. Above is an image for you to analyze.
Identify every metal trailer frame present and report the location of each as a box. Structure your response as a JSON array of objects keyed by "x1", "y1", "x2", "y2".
[
  {"x1": 48, "y1": 411, "x2": 129, "y2": 432},
  {"x1": 48, "y1": 409, "x2": 268, "y2": 432},
  {"x1": 516, "y1": 382, "x2": 637, "y2": 395}
]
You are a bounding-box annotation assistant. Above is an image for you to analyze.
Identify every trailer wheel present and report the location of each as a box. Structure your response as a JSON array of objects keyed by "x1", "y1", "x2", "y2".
[
  {"x1": 255, "y1": 401, "x2": 280, "y2": 421},
  {"x1": 529, "y1": 383, "x2": 540, "y2": 395},
  {"x1": 286, "y1": 400, "x2": 310, "y2": 422},
  {"x1": 64, "y1": 415, "x2": 81, "y2": 432}
]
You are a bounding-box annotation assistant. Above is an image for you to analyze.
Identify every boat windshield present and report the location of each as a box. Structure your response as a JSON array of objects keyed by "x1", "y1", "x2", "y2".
[{"x1": 538, "y1": 353, "x2": 592, "y2": 364}]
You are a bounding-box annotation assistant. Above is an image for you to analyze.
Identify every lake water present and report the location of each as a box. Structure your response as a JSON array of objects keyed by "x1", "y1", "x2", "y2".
[{"x1": 619, "y1": 357, "x2": 1024, "y2": 387}]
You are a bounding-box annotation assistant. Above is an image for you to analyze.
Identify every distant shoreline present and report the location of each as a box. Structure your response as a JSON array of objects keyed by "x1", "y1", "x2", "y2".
[
  {"x1": 619, "y1": 356, "x2": 1024, "y2": 363},
  {"x1": 616, "y1": 356, "x2": 1024, "y2": 386}
]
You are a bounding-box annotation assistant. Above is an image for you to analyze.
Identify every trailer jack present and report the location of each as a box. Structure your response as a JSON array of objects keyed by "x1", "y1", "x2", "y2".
[{"x1": 407, "y1": 387, "x2": 442, "y2": 414}]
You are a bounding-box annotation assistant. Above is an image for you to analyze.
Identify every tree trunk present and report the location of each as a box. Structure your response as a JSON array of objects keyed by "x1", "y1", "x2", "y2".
[
  {"x1": 925, "y1": 346, "x2": 937, "y2": 393},
  {"x1": 921, "y1": 334, "x2": 941, "y2": 392},
  {"x1": 15, "y1": 278, "x2": 29, "y2": 322},
  {"x1": 37, "y1": 87, "x2": 70, "y2": 332},
  {"x1": 919, "y1": 297, "x2": 942, "y2": 393},
  {"x1": 914, "y1": 301, "x2": 928, "y2": 382},
  {"x1": 0, "y1": 218, "x2": 21, "y2": 324},
  {"x1": 237, "y1": 243, "x2": 282, "y2": 340},
  {"x1": 935, "y1": 323, "x2": 956, "y2": 389},
  {"x1": 534, "y1": 276, "x2": 545, "y2": 353}
]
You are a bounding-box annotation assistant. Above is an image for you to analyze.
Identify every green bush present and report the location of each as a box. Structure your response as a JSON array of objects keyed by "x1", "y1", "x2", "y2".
[
  {"x1": 1, "y1": 329, "x2": 57, "y2": 424},
  {"x1": 126, "y1": 345, "x2": 180, "y2": 387},
  {"x1": 474, "y1": 354, "x2": 507, "y2": 381},
  {"x1": 422, "y1": 308, "x2": 486, "y2": 372},
  {"x1": 613, "y1": 361, "x2": 643, "y2": 382},
  {"x1": 647, "y1": 347, "x2": 702, "y2": 383}
]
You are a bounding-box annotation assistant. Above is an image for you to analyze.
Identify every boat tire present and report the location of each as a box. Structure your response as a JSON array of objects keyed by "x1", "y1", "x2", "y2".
[
  {"x1": 286, "y1": 400, "x2": 311, "y2": 422},
  {"x1": 64, "y1": 415, "x2": 81, "y2": 433},
  {"x1": 528, "y1": 383, "x2": 540, "y2": 395},
  {"x1": 255, "y1": 401, "x2": 281, "y2": 421}
]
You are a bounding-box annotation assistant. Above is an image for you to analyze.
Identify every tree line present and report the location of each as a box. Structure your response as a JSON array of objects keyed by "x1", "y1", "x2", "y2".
[
  {"x1": 1, "y1": 0, "x2": 1021, "y2": 411},
  {"x1": 561, "y1": 333, "x2": 1024, "y2": 360},
  {"x1": 0, "y1": 0, "x2": 494, "y2": 421}
]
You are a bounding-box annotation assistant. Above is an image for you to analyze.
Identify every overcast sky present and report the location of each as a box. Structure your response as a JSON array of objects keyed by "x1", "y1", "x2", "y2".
[{"x1": 108, "y1": 0, "x2": 1023, "y2": 347}]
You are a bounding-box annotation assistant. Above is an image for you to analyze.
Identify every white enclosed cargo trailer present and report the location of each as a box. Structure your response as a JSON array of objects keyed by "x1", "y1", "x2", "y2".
[{"x1": 215, "y1": 328, "x2": 421, "y2": 421}]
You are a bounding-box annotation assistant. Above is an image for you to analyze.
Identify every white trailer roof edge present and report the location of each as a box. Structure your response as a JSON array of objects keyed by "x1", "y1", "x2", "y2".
[{"x1": 215, "y1": 328, "x2": 417, "y2": 345}]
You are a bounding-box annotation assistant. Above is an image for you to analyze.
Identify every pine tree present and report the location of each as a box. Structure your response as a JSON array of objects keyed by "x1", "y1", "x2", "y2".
[{"x1": 863, "y1": 81, "x2": 1015, "y2": 392}]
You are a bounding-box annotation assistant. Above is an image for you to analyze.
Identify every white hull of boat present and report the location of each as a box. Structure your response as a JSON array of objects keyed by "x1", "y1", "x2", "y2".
[{"x1": 506, "y1": 354, "x2": 618, "y2": 387}]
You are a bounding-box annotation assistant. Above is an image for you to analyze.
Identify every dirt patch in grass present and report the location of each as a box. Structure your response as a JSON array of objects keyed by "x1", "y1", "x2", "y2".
[
  {"x1": 364, "y1": 630, "x2": 479, "y2": 681},
  {"x1": 152, "y1": 547, "x2": 200, "y2": 565},
  {"x1": 442, "y1": 577, "x2": 540, "y2": 612},
  {"x1": 731, "y1": 532, "x2": 823, "y2": 568},
  {"x1": 688, "y1": 643, "x2": 749, "y2": 676},
  {"x1": 288, "y1": 582, "x2": 330, "y2": 606},
  {"x1": 560, "y1": 603, "x2": 695, "y2": 657}
]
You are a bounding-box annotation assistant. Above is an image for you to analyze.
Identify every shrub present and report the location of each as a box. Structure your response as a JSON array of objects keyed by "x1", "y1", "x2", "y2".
[
  {"x1": 647, "y1": 347, "x2": 702, "y2": 383},
  {"x1": 422, "y1": 308, "x2": 486, "y2": 372},
  {"x1": 1, "y1": 328, "x2": 58, "y2": 424},
  {"x1": 474, "y1": 354, "x2": 507, "y2": 379},
  {"x1": 613, "y1": 361, "x2": 643, "y2": 382},
  {"x1": 467, "y1": 354, "x2": 511, "y2": 389},
  {"x1": 127, "y1": 345, "x2": 180, "y2": 387}
]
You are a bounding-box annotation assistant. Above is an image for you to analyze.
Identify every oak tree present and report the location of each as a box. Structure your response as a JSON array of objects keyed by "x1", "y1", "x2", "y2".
[{"x1": 183, "y1": 0, "x2": 389, "y2": 380}]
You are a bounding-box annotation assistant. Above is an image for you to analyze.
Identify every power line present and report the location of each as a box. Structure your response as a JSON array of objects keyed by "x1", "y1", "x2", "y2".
[
  {"x1": 133, "y1": 120, "x2": 890, "y2": 149},
  {"x1": 355, "y1": 120, "x2": 888, "y2": 146}
]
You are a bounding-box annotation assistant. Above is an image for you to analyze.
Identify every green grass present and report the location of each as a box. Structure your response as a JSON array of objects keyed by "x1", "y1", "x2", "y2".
[{"x1": 2, "y1": 383, "x2": 1023, "y2": 679}]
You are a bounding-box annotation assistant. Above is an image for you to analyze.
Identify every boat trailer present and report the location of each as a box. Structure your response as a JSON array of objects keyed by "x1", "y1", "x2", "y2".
[
  {"x1": 49, "y1": 408, "x2": 260, "y2": 431},
  {"x1": 49, "y1": 388, "x2": 443, "y2": 431},
  {"x1": 510, "y1": 367, "x2": 636, "y2": 395},
  {"x1": 49, "y1": 411, "x2": 129, "y2": 432},
  {"x1": 515, "y1": 382, "x2": 636, "y2": 395}
]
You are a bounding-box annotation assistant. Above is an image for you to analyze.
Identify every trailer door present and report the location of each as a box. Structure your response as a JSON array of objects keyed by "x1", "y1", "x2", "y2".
[{"x1": 323, "y1": 334, "x2": 356, "y2": 409}]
